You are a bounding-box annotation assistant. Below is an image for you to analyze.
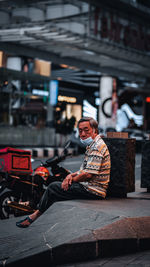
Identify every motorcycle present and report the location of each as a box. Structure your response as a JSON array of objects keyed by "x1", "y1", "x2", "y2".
[{"x1": 0, "y1": 141, "x2": 72, "y2": 219}]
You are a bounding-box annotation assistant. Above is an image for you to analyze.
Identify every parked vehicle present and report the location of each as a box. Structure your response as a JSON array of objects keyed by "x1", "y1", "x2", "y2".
[
  {"x1": 0, "y1": 142, "x2": 71, "y2": 219},
  {"x1": 116, "y1": 103, "x2": 143, "y2": 132}
]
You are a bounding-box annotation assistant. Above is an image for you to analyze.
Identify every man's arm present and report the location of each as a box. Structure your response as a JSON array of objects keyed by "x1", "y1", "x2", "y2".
[{"x1": 61, "y1": 171, "x2": 93, "y2": 191}]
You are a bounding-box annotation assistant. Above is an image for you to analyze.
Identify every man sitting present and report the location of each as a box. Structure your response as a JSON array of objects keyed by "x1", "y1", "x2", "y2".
[{"x1": 16, "y1": 117, "x2": 111, "y2": 228}]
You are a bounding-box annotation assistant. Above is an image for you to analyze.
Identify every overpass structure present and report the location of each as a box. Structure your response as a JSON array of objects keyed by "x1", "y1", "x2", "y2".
[
  {"x1": 0, "y1": 0, "x2": 150, "y2": 134},
  {"x1": 0, "y1": 0, "x2": 150, "y2": 85}
]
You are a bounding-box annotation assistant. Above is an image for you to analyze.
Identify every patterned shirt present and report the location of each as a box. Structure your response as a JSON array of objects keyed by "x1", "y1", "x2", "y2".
[{"x1": 79, "y1": 134, "x2": 111, "y2": 198}]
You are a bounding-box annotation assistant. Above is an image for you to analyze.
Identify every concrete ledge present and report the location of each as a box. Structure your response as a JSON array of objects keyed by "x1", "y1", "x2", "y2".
[
  {"x1": 1, "y1": 217, "x2": 150, "y2": 266},
  {"x1": 0, "y1": 197, "x2": 150, "y2": 267},
  {"x1": 52, "y1": 217, "x2": 150, "y2": 264}
]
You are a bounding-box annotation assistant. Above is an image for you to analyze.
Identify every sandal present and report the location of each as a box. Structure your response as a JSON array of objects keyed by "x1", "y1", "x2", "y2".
[{"x1": 16, "y1": 216, "x2": 33, "y2": 228}]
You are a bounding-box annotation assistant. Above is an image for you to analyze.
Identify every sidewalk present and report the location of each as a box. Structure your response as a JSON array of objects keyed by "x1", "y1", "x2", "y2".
[{"x1": 0, "y1": 180, "x2": 150, "y2": 267}]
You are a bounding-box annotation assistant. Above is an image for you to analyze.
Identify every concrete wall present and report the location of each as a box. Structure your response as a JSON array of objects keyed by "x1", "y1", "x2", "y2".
[{"x1": 0, "y1": 126, "x2": 57, "y2": 147}]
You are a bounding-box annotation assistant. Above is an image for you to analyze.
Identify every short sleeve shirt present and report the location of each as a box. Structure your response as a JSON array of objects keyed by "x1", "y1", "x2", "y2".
[{"x1": 79, "y1": 135, "x2": 111, "y2": 198}]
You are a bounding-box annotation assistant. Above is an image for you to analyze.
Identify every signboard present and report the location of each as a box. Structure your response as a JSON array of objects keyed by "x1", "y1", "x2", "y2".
[
  {"x1": 49, "y1": 80, "x2": 59, "y2": 105},
  {"x1": 58, "y1": 95, "x2": 76, "y2": 103},
  {"x1": 92, "y1": 7, "x2": 150, "y2": 52}
]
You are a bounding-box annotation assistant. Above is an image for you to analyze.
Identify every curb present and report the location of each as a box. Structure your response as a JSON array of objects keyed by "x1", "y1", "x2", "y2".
[
  {"x1": 22, "y1": 147, "x2": 78, "y2": 158},
  {"x1": 52, "y1": 216, "x2": 150, "y2": 265}
]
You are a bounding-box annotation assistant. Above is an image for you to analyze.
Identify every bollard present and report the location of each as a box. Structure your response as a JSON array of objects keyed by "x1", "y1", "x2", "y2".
[
  {"x1": 103, "y1": 134, "x2": 135, "y2": 197},
  {"x1": 141, "y1": 140, "x2": 150, "y2": 192}
]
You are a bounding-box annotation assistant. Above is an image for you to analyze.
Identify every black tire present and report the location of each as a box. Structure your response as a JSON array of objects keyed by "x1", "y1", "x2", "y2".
[{"x1": 0, "y1": 191, "x2": 18, "y2": 219}]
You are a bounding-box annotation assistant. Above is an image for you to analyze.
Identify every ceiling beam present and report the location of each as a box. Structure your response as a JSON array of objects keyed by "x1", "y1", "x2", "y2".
[
  {"x1": 0, "y1": 67, "x2": 53, "y2": 82},
  {"x1": 0, "y1": 42, "x2": 101, "y2": 71},
  {"x1": 0, "y1": 42, "x2": 148, "y2": 81}
]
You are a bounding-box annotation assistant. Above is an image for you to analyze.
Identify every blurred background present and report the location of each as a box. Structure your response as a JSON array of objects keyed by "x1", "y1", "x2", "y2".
[{"x1": 0, "y1": 0, "x2": 150, "y2": 149}]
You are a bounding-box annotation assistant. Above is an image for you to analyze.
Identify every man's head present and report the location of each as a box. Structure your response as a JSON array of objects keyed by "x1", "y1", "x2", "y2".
[{"x1": 78, "y1": 117, "x2": 98, "y2": 141}]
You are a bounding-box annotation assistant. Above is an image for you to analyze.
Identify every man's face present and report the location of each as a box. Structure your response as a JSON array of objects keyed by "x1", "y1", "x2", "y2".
[{"x1": 78, "y1": 121, "x2": 96, "y2": 140}]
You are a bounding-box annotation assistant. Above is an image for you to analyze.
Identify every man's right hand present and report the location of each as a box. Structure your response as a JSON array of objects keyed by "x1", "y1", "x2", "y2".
[{"x1": 61, "y1": 174, "x2": 73, "y2": 191}]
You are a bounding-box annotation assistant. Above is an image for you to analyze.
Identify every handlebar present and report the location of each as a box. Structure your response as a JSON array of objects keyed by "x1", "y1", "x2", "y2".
[{"x1": 42, "y1": 153, "x2": 72, "y2": 168}]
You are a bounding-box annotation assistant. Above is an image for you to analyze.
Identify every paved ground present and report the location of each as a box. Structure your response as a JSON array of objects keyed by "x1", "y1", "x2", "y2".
[
  {"x1": 0, "y1": 153, "x2": 150, "y2": 266},
  {"x1": 0, "y1": 188, "x2": 149, "y2": 266}
]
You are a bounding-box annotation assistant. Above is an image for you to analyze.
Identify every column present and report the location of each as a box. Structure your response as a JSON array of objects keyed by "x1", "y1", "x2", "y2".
[{"x1": 99, "y1": 76, "x2": 117, "y2": 131}]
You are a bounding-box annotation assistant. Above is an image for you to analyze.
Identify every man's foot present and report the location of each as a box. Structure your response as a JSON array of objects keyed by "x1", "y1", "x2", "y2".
[
  {"x1": 18, "y1": 201, "x2": 30, "y2": 206},
  {"x1": 16, "y1": 216, "x2": 33, "y2": 228}
]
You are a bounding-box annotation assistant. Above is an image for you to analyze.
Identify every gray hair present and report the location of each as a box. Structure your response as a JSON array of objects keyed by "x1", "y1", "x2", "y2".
[{"x1": 78, "y1": 117, "x2": 98, "y2": 134}]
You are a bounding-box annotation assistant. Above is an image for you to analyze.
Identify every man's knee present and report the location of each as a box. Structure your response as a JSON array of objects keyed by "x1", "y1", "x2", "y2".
[{"x1": 47, "y1": 181, "x2": 62, "y2": 192}]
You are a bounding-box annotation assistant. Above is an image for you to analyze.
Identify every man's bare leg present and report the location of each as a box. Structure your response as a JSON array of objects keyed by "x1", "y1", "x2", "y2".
[{"x1": 29, "y1": 210, "x2": 41, "y2": 222}]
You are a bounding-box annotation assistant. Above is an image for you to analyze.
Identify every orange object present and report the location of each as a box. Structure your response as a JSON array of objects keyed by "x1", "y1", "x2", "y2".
[
  {"x1": 146, "y1": 97, "x2": 150, "y2": 103},
  {"x1": 34, "y1": 167, "x2": 50, "y2": 181}
]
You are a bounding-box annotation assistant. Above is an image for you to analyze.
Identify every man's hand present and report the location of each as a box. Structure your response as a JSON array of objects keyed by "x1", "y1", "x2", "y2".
[
  {"x1": 61, "y1": 174, "x2": 73, "y2": 191},
  {"x1": 61, "y1": 171, "x2": 92, "y2": 191}
]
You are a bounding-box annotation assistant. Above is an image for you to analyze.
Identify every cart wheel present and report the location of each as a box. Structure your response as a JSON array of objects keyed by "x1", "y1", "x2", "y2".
[{"x1": 0, "y1": 191, "x2": 17, "y2": 219}]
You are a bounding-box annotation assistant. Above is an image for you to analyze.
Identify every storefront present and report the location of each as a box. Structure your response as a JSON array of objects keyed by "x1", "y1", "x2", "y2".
[{"x1": 54, "y1": 87, "x2": 83, "y2": 132}]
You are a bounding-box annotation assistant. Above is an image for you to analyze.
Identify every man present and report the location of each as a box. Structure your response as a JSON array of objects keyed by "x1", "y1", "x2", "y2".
[{"x1": 16, "y1": 117, "x2": 110, "y2": 228}]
